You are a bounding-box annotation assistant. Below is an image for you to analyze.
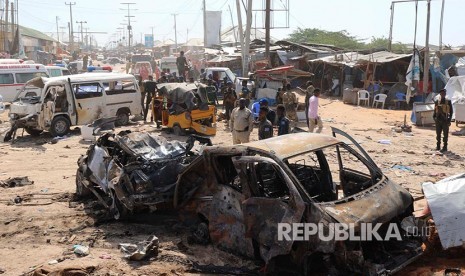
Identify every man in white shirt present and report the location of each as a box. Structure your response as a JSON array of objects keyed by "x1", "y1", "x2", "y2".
[{"x1": 308, "y1": 88, "x2": 323, "y2": 133}]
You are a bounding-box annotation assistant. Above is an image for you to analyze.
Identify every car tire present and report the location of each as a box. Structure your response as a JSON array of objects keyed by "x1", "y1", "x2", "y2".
[
  {"x1": 75, "y1": 168, "x2": 92, "y2": 199},
  {"x1": 50, "y1": 116, "x2": 70, "y2": 137},
  {"x1": 173, "y1": 124, "x2": 185, "y2": 136},
  {"x1": 116, "y1": 110, "x2": 130, "y2": 126},
  {"x1": 24, "y1": 127, "x2": 43, "y2": 136}
]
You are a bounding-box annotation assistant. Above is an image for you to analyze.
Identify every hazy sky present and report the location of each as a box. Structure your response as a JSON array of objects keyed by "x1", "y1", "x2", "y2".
[{"x1": 16, "y1": 0, "x2": 465, "y2": 48}]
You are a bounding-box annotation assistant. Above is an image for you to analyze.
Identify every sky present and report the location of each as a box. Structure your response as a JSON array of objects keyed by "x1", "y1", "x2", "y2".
[{"x1": 13, "y1": 0, "x2": 465, "y2": 48}]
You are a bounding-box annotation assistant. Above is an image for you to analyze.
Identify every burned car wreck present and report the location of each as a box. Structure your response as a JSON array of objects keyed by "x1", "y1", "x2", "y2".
[
  {"x1": 77, "y1": 128, "x2": 422, "y2": 274},
  {"x1": 76, "y1": 130, "x2": 211, "y2": 219},
  {"x1": 173, "y1": 127, "x2": 423, "y2": 275}
]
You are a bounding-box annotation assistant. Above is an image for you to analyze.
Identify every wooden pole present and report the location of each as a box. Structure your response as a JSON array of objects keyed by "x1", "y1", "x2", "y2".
[{"x1": 423, "y1": 0, "x2": 431, "y2": 93}]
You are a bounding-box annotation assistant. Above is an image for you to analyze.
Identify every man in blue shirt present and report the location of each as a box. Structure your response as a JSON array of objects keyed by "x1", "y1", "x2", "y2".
[{"x1": 277, "y1": 104, "x2": 290, "y2": 135}]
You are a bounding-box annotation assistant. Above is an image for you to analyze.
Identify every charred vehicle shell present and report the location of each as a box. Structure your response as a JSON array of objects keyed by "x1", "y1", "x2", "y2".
[
  {"x1": 174, "y1": 127, "x2": 422, "y2": 275},
  {"x1": 76, "y1": 130, "x2": 211, "y2": 219}
]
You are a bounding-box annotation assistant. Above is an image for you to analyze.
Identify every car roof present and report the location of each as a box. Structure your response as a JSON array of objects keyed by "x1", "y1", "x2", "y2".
[
  {"x1": 41, "y1": 73, "x2": 136, "y2": 85},
  {"x1": 238, "y1": 132, "x2": 341, "y2": 160},
  {"x1": 205, "y1": 67, "x2": 230, "y2": 71}
]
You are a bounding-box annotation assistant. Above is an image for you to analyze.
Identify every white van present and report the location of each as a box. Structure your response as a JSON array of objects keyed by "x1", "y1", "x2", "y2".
[
  {"x1": 160, "y1": 56, "x2": 178, "y2": 76},
  {"x1": 8, "y1": 73, "x2": 142, "y2": 137},
  {"x1": 46, "y1": 66, "x2": 71, "y2": 77},
  {"x1": 0, "y1": 64, "x2": 49, "y2": 102}
]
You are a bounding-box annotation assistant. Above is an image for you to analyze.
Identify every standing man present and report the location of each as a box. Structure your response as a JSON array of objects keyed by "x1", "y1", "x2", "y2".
[
  {"x1": 282, "y1": 84, "x2": 298, "y2": 125},
  {"x1": 240, "y1": 80, "x2": 251, "y2": 107},
  {"x1": 433, "y1": 88, "x2": 453, "y2": 152},
  {"x1": 223, "y1": 81, "x2": 237, "y2": 126},
  {"x1": 176, "y1": 51, "x2": 188, "y2": 81},
  {"x1": 138, "y1": 75, "x2": 146, "y2": 116},
  {"x1": 230, "y1": 98, "x2": 253, "y2": 144},
  {"x1": 83, "y1": 55, "x2": 89, "y2": 71},
  {"x1": 259, "y1": 99, "x2": 276, "y2": 125},
  {"x1": 298, "y1": 81, "x2": 315, "y2": 126},
  {"x1": 144, "y1": 76, "x2": 157, "y2": 123},
  {"x1": 277, "y1": 104, "x2": 290, "y2": 136},
  {"x1": 308, "y1": 88, "x2": 323, "y2": 133},
  {"x1": 258, "y1": 107, "x2": 273, "y2": 140}
]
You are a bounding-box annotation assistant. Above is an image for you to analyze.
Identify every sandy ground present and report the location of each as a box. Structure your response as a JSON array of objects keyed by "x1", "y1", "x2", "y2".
[{"x1": 1, "y1": 83, "x2": 465, "y2": 275}]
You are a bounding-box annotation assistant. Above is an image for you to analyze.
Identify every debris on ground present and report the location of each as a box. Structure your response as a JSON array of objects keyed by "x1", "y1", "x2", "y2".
[
  {"x1": 189, "y1": 262, "x2": 258, "y2": 275},
  {"x1": 0, "y1": 176, "x2": 34, "y2": 188},
  {"x1": 392, "y1": 164, "x2": 414, "y2": 172},
  {"x1": 378, "y1": 139, "x2": 391, "y2": 144},
  {"x1": 73, "y1": 245, "x2": 90, "y2": 256},
  {"x1": 32, "y1": 265, "x2": 96, "y2": 276},
  {"x1": 119, "y1": 235, "x2": 159, "y2": 261}
]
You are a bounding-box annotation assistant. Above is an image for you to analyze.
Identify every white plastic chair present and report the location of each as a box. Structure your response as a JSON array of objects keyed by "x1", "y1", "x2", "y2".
[
  {"x1": 357, "y1": 90, "x2": 370, "y2": 106},
  {"x1": 372, "y1": 94, "x2": 387, "y2": 109},
  {"x1": 0, "y1": 95, "x2": 4, "y2": 114}
]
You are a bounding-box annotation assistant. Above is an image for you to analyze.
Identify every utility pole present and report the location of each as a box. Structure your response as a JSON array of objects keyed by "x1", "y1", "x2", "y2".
[
  {"x1": 264, "y1": 0, "x2": 271, "y2": 62},
  {"x1": 203, "y1": 0, "x2": 207, "y2": 47},
  {"x1": 172, "y1": 13, "x2": 178, "y2": 52},
  {"x1": 76, "y1": 20, "x2": 87, "y2": 48},
  {"x1": 65, "y1": 2, "x2": 76, "y2": 53},
  {"x1": 243, "y1": 0, "x2": 253, "y2": 76},
  {"x1": 5, "y1": 0, "x2": 8, "y2": 51},
  {"x1": 228, "y1": 5, "x2": 237, "y2": 46},
  {"x1": 56, "y1": 16, "x2": 60, "y2": 42},
  {"x1": 120, "y1": 2, "x2": 136, "y2": 52},
  {"x1": 439, "y1": 0, "x2": 445, "y2": 51},
  {"x1": 59, "y1": 26, "x2": 67, "y2": 42},
  {"x1": 236, "y1": 0, "x2": 245, "y2": 75},
  {"x1": 423, "y1": 0, "x2": 431, "y2": 94}
]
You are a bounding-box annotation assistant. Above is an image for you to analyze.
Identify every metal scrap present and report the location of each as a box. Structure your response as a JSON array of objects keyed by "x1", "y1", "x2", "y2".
[
  {"x1": 0, "y1": 176, "x2": 34, "y2": 188},
  {"x1": 119, "y1": 235, "x2": 159, "y2": 261}
]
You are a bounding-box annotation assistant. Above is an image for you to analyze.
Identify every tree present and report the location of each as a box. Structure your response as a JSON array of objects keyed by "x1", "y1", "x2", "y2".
[
  {"x1": 288, "y1": 28, "x2": 364, "y2": 49},
  {"x1": 365, "y1": 36, "x2": 408, "y2": 53}
]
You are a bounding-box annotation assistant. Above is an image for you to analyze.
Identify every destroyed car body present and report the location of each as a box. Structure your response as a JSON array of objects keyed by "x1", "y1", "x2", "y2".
[
  {"x1": 5, "y1": 73, "x2": 141, "y2": 140},
  {"x1": 174, "y1": 128, "x2": 422, "y2": 275},
  {"x1": 76, "y1": 130, "x2": 211, "y2": 219}
]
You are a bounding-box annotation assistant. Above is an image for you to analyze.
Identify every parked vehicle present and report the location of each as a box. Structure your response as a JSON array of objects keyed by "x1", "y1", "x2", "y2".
[
  {"x1": 0, "y1": 63, "x2": 49, "y2": 102},
  {"x1": 45, "y1": 65, "x2": 71, "y2": 77},
  {"x1": 160, "y1": 56, "x2": 178, "y2": 76},
  {"x1": 154, "y1": 83, "x2": 216, "y2": 136},
  {"x1": 132, "y1": 61, "x2": 152, "y2": 80},
  {"x1": 103, "y1": 57, "x2": 124, "y2": 65},
  {"x1": 131, "y1": 54, "x2": 151, "y2": 64},
  {"x1": 67, "y1": 61, "x2": 84, "y2": 74},
  {"x1": 6, "y1": 73, "x2": 142, "y2": 139},
  {"x1": 97, "y1": 54, "x2": 105, "y2": 61}
]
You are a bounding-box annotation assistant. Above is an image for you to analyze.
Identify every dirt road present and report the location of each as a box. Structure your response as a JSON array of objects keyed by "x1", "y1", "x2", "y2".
[{"x1": 0, "y1": 94, "x2": 464, "y2": 275}]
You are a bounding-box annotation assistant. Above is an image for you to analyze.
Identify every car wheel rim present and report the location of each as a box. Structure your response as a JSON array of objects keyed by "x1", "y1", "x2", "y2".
[{"x1": 55, "y1": 120, "x2": 67, "y2": 134}]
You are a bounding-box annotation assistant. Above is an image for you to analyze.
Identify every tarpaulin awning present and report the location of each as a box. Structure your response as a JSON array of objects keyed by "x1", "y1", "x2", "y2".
[
  {"x1": 255, "y1": 65, "x2": 313, "y2": 78},
  {"x1": 309, "y1": 51, "x2": 413, "y2": 67}
]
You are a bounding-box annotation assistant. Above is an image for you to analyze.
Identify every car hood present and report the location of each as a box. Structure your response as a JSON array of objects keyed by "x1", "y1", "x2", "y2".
[{"x1": 320, "y1": 178, "x2": 413, "y2": 229}]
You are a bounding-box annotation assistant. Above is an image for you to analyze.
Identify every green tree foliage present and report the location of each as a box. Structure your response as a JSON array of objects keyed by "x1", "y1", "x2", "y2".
[
  {"x1": 288, "y1": 28, "x2": 364, "y2": 49},
  {"x1": 288, "y1": 28, "x2": 408, "y2": 53}
]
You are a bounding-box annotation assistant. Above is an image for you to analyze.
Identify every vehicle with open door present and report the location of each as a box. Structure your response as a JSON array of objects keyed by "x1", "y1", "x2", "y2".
[
  {"x1": 174, "y1": 128, "x2": 422, "y2": 275},
  {"x1": 152, "y1": 82, "x2": 216, "y2": 136},
  {"x1": 5, "y1": 73, "x2": 141, "y2": 140}
]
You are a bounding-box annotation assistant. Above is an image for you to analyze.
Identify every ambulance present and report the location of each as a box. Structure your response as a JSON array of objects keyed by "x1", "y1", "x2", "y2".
[{"x1": 0, "y1": 64, "x2": 49, "y2": 102}]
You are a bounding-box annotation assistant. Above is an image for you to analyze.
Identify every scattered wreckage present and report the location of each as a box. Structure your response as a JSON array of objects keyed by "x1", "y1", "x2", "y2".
[{"x1": 77, "y1": 128, "x2": 423, "y2": 275}]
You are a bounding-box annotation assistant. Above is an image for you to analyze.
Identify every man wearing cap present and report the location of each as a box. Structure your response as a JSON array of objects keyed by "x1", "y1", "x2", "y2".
[
  {"x1": 258, "y1": 106, "x2": 273, "y2": 140},
  {"x1": 259, "y1": 98, "x2": 276, "y2": 125},
  {"x1": 230, "y1": 98, "x2": 253, "y2": 144},
  {"x1": 433, "y1": 88, "x2": 453, "y2": 152},
  {"x1": 282, "y1": 83, "x2": 298, "y2": 125},
  {"x1": 223, "y1": 81, "x2": 237, "y2": 125}
]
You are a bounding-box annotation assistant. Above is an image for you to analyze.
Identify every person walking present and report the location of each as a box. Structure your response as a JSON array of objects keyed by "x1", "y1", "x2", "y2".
[
  {"x1": 308, "y1": 88, "x2": 323, "y2": 133},
  {"x1": 258, "y1": 107, "x2": 273, "y2": 140},
  {"x1": 223, "y1": 81, "x2": 237, "y2": 126},
  {"x1": 230, "y1": 98, "x2": 253, "y2": 144},
  {"x1": 277, "y1": 104, "x2": 290, "y2": 135},
  {"x1": 433, "y1": 88, "x2": 453, "y2": 152},
  {"x1": 144, "y1": 75, "x2": 157, "y2": 123},
  {"x1": 282, "y1": 84, "x2": 298, "y2": 125}
]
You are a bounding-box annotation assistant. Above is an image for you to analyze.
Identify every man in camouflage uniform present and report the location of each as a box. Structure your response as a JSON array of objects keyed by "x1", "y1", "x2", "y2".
[
  {"x1": 282, "y1": 84, "x2": 298, "y2": 125},
  {"x1": 433, "y1": 88, "x2": 453, "y2": 152}
]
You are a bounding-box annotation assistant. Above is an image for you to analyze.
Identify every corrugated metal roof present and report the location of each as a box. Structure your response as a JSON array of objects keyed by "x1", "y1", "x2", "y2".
[
  {"x1": 309, "y1": 51, "x2": 412, "y2": 67},
  {"x1": 20, "y1": 25, "x2": 56, "y2": 42}
]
